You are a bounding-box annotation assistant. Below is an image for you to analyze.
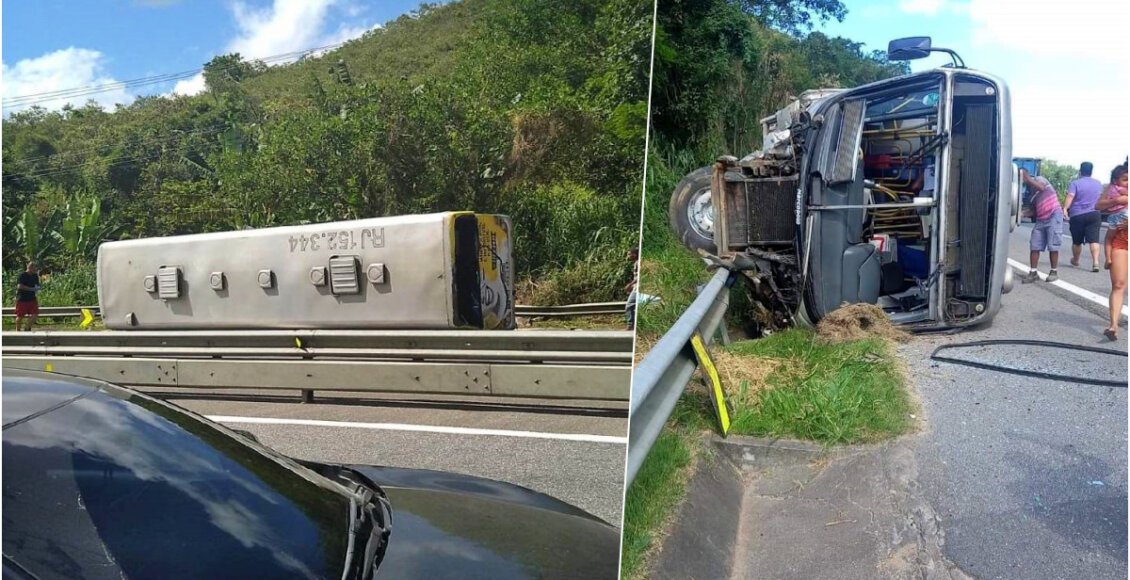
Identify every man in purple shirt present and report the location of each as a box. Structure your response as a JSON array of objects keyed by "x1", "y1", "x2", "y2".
[{"x1": 1064, "y1": 161, "x2": 1104, "y2": 272}]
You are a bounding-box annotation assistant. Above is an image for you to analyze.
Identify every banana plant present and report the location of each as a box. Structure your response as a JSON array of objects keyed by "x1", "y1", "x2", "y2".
[
  {"x1": 53, "y1": 195, "x2": 120, "y2": 260},
  {"x1": 7, "y1": 204, "x2": 62, "y2": 267}
]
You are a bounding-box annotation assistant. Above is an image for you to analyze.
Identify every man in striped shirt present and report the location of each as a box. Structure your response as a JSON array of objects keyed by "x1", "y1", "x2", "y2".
[{"x1": 1020, "y1": 170, "x2": 1063, "y2": 283}]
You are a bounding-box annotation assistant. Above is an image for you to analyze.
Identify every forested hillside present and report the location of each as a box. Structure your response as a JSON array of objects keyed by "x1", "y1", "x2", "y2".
[{"x1": 2, "y1": 0, "x2": 651, "y2": 306}]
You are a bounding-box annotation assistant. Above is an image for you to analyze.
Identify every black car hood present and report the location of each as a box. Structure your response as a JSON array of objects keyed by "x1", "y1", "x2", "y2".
[{"x1": 348, "y1": 465, "x2": 620, "y2": 580}]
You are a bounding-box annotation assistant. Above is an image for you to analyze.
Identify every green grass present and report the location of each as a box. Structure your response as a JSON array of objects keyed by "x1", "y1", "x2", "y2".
[
  {"x1": 635, "y1": 243, "x2": 713, "y2": 337},
  {"x1": 633, "y1": 145, "x2": 719, "y2": 339},
  {"x1": 724, "y1": 329, "x2": 912, "y2": 443},
  {"x1": 620, "y1": 429, "x2": 694, "y2": 580}
]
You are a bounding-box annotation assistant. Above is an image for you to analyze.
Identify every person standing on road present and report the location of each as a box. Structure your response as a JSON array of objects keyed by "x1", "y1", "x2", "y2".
[
  {"x1": 1101, "y1": 164, "x2": 1128, "y2": 270},
  {"x1": 1097, "y1": 165, "x2": 1128, "y2": 341},
  {"x1": 1020, "y1": 170, "x2": 1063, "y2": 283},
  {"x1": 1063, "y1": 162, "x2": 1104, "y2": 272},
  {"x1": 14, "y1": 262, "x2": 41, "y2": 332},
  {"x1": 625, "y1": 247, "x2": 640, "y2": 330}
]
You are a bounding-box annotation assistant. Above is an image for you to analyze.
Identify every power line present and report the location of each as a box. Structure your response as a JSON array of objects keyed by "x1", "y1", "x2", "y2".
[
  {"x1": 3, "y1": 42, "x2": 347, "y2": 109},
  {"x1": 9, "y1": 124, "x2": 231, "y2": 166},
  {"x1": 10, "y1": 139, "x2": 223, "y2": 180}
]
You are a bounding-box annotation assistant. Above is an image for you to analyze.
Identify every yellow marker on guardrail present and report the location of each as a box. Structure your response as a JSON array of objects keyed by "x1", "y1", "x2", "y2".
[
  {"x1": 690, "y1": 332, "x2": 730, "y2": 435},
  {"x1": 80, "y1": 309, "x2": 95, "y2": 329}
]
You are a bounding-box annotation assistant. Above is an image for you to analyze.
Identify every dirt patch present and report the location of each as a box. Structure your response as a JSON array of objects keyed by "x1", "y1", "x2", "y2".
[
  {"x1": 513, "y1": 278, "x2": 537, "y2": 305},
  {"x1": 522, "y1": 314, "x2": 625, "y2": 330},
  {"x1": 815, "y1": 303, "x2": 909, "y2": 344},
  {"x1": 638, "y1": 258, "x2": 663, "y2": 281},
  {"x1": 633, "y1": 334, "x2": 657, "y2": 365},
  {"x1": 683, "y1": 349, "x2": 792, "y2": 407},
  {"x1": 712, "y1": 350, "x2": 781, "y2": 396}
]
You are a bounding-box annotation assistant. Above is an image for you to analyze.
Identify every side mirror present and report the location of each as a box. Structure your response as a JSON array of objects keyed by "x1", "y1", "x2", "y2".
[{"x1": 888, "y1": 37, "x2": 933, "y2": 61}]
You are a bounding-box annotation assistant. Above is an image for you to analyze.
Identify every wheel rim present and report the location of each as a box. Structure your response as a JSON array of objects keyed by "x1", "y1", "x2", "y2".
[{"x1": 686, "y1": 188, "x2": 714, "y2": 240}]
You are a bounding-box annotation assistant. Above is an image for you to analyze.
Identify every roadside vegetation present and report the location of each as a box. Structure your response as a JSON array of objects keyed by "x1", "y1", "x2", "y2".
[
  {"x1": 1033, "y1": 158, "x2": 1083, "y2": 204},
  {"x1": 2, "y1": 0, "x2": 651, "y2": 307},
  {"x1": 622, "y1": 1, "x2": 916, "y2": 576}
]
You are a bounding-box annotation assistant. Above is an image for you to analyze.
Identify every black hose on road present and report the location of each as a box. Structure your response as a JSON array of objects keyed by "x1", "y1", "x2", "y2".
[{"x1": 929, "y1": 339, "x2": 1127, "y2": 388}]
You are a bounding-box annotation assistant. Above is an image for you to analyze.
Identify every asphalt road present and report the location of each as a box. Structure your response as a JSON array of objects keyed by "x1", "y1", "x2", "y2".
[
  {"x1": 151, "y1": 389, "x2": 628, "y2": 526},
  {"x1": 902, "y1": 239, "x2": 1127, "y2": 579}
]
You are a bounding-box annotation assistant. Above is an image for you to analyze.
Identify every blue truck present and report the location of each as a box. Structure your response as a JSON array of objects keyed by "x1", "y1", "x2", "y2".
[{"x1": 1013, "y1": 156, "x2": 1041, "y2": 220}]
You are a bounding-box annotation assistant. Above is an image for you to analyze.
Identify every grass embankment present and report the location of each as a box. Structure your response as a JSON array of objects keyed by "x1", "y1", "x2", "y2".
[{"x1": 621, "y1": 150, "x2": 914, "y2": 579}]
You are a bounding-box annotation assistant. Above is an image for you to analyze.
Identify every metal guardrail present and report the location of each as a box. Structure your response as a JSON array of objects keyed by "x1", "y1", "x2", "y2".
[
  {"x1": 1, "y1": 306, "x2": 97, "y2": 319},
  {"x1": 515, "y1": 302, "x2": 626, "y2": 317},
  {"x1": 4, "y1": 303, "x2": 627, "y2": 319},
  {"x1": 2, "y1": 329, "x2": 633, "y2": 401},
  {"x1": 626, "y1": 268, "x2": 733, "y2": 485}
]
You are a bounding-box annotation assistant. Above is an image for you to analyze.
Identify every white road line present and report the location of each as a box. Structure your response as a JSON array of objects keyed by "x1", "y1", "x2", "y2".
[
  {"x1": 207, "y1": 415, "x2": 628, "y2": 444},
  {"x1": 1006, "y1": 258, "x2": 1128, "y2": 317}
]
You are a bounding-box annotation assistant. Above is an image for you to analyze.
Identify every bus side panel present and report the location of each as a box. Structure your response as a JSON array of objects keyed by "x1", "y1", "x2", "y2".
[{"x1": 98, "y1": 214, "x2": 454, "y2": 330}]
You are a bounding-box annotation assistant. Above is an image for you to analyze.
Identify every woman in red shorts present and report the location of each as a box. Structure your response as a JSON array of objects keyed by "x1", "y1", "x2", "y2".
[{"x1": 1096, "y1": 172, "x2": 1128, "y2": 341}]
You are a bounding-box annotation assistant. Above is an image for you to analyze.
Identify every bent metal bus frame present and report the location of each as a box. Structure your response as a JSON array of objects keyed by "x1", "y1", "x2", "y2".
[
  {"x1": 670, "y1": 38, "x2": 1018, "y2": 331},
  {"x1": 97, "y1": 212, "x2": 516, "y2": 330}
]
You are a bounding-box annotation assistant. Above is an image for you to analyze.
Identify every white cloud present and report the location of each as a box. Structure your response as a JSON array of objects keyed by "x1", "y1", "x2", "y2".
[
  {"x1": 2, "y1": 48, "x2": 135, "y2": 114},
  {"x1": 341, "y1": 1, "x2": 367, "y2": 19},
  {"x1": 953, "y1": 0, "x2": 1129, "y2": 168},
  {"x1": 898, "y1": 0, "x2": 947, "y2": 15},
  {"x1": 321, "y1": 22, "x2": 382, "y2": 47},
  {"x1": 170, "y1": 0, "x2": 378, "y2": 96},
  {"x1": 965, "y1": 0, "x2": 1127, "y2": 61},
  {"x1": 1010, "y1": 82, "x2": 1128, "y2": 176},
  {"x1": 228, "y1": 0, "x2": 340, "y2": 59},
  {"x1": 171, "y1": 73, "x2": 207, "y2": 96}
]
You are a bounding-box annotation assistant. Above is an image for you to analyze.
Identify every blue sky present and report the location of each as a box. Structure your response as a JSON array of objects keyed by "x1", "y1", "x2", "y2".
[
  {"x1": 2, "y1": 1, "x2": 432, "y2": 109},
  {"x1": 822, "y1": 0, "x2": 1128, "y2": 177}
]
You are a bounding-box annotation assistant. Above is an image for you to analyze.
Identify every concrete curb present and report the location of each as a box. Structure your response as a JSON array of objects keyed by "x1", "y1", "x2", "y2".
[
  {"x1": 647, "y1": 435, "x2": 828, "y2": 579},
  {"x1": 714, "y1": 435, "x2": 828, "y2": 471},
  {"x1": 648, "y1": 441, "x2": 744, "y2": 580},
  {"x1": 647, "y1": 435, "x2": 969, "y2": 579}
]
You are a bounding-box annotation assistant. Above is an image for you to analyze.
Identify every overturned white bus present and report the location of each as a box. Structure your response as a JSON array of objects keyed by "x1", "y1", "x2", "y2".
[
  {"x1": 97, "y1": 212, "x2": 515, "y2": 330},
  {"x1": 669, "y1": 37, "x2": 1017, "y2": 331}
]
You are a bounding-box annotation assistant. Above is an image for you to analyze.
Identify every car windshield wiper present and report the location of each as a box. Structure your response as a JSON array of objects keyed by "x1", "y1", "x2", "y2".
[{"x1": 339, "y1": 469, "x2": 392, "y2": 580}]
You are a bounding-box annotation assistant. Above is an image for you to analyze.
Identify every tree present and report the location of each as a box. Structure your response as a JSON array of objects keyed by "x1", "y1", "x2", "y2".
[
  {"x1": 1038, "y1": 159, "x2": 1078, "y2": 203},
  {"x1": 203, "y1": 54, "x2": 265, "y2": 94},
  {"x1": 738, "y1": 0, "x2": 847, "y2": 36},
  {"x1": 651, "y1": 0, "x2": 903, "y2": 153}
]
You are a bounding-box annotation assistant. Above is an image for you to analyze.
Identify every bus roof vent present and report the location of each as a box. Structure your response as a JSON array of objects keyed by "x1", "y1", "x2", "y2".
[
  {"x1": 156, "y1": 266, "x2": 182, "y2": 300},
  {"x1": 329, "y1": 255, "x2": 361, "y2": 295}
]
